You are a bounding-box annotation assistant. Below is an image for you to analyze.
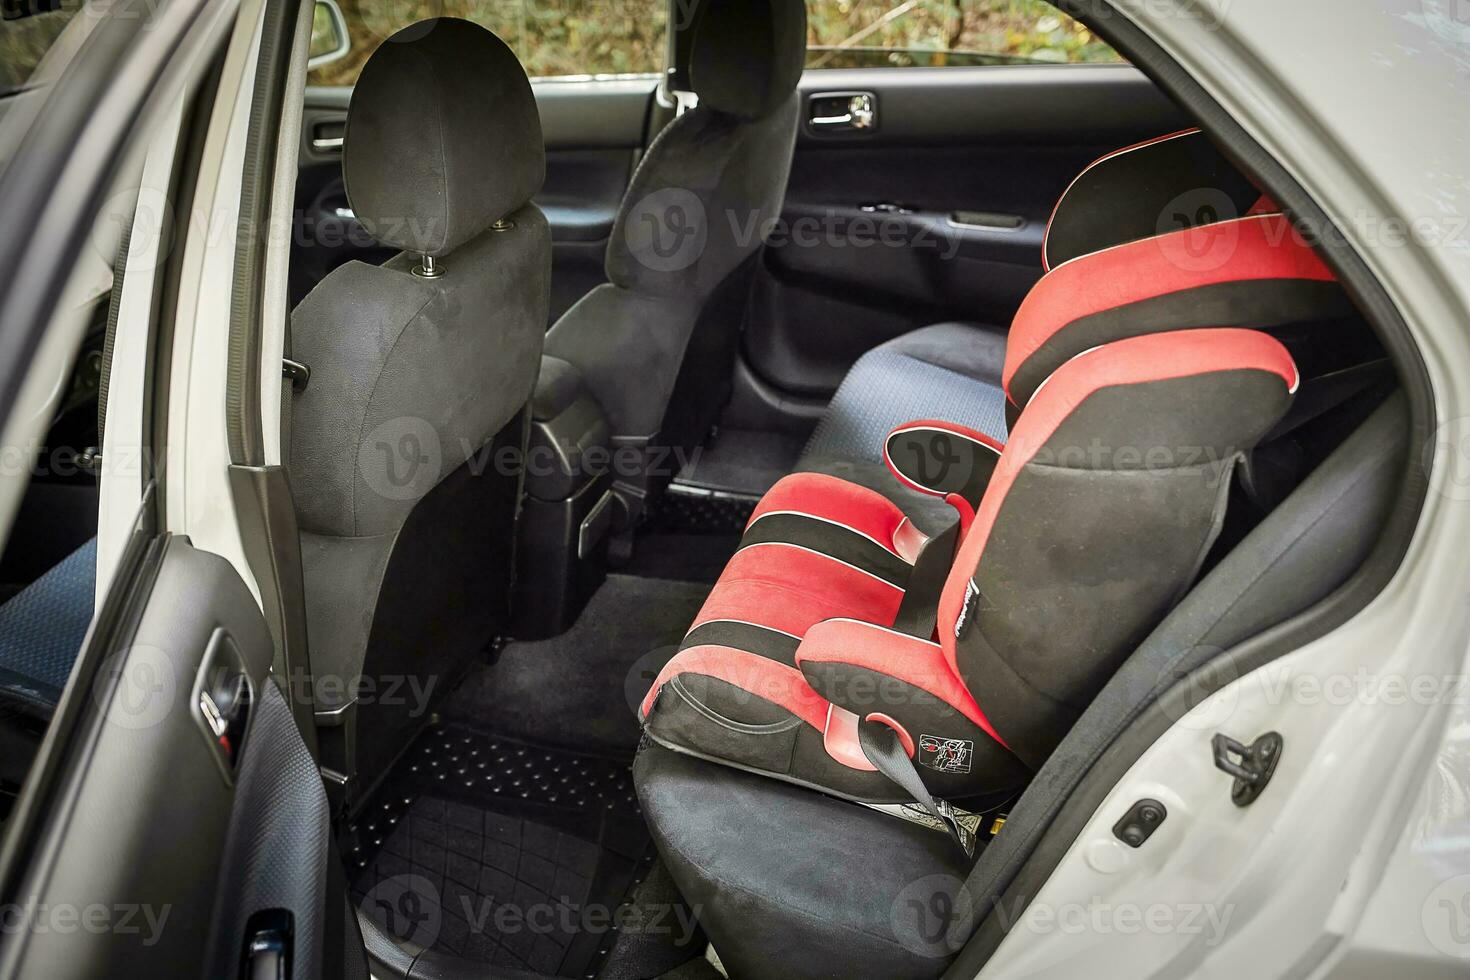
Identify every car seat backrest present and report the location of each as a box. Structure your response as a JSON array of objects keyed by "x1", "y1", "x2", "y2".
[{"x1": 939, "y1": 327, "x2": 1298, "y2": 768}]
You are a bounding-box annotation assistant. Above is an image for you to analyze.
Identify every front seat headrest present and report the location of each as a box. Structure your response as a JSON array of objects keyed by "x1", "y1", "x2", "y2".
[
  {"x1": 343, "y1": 18, "x2": 545, "y2": 257},
  {"x1": 689, "y1": 0, "x2": 807, "y2": 121}
]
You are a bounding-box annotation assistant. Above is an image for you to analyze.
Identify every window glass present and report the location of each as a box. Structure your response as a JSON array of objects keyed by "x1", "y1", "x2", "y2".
[
  {"x1": 806, "y1": 0, "x2": 1123, "y2": 69},
  {"x1": 309, "y1": 0, "x2": 668, "y2": 86},
  {"x1": 0, "y1": 1, "x2": 83, "y2": 95}
]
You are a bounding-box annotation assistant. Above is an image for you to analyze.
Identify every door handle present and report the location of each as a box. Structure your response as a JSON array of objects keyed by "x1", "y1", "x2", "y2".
[{"x1": 809, "y1": 92, "x2": 876, "y2": 133}]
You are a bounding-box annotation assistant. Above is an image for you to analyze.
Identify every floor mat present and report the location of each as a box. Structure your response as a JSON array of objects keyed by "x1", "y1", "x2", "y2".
[
  {"x1": 447, "y1": 574, "x2": 711, "y2": 756},
  {"x1": 349, "y1": 725, "x2": 653, "y2": 978},
  {"x1": 674, "y1": 426, "x2": 804, "y2": 497},
  {"x1": 621, "y1": 532, "x2": 740, "y2": 583}
]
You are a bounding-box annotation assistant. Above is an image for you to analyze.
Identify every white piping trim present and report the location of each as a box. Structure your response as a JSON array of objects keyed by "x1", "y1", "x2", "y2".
[
  {"x1": 737, "y1": 542, "x2": 906, "y2": 591},
  {"x1": 747, "y1": 509, "x2": 906, "y2": 561},
  {"x1": 1024, "y1": 339, "x2": 1300, "y2": 408},
  {"x1": 818, "y1": 617, "x2": 943, "y2": 650},
  {"x1": 1024, "y1": 344, "x2": 1105, "y2": 409},
  {"x1": 1017, "y1": 213, "x2": 1308, "y2": 404}
]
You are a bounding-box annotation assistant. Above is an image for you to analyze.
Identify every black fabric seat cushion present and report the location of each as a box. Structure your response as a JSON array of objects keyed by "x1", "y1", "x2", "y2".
[
  {"x1": 634, "y1": 741, "x2": 971, "y2": 980},
  {"x1": 798, "y1": 321, "x2": 1007, "y2": 534}
]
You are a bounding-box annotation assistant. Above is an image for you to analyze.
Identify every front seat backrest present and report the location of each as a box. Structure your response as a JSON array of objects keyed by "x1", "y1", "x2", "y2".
[
  {"x1": 289, "y1": 18, "x2": 550, "y2": 789},
  {"x1": 543, "y1": 0, "x2": 807, "y2": 522}
]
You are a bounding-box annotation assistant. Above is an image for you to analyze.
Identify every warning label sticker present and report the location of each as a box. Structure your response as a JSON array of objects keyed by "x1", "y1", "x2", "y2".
[{"x1": 919, "y1": 734, "x2": 973, "y2": 774}]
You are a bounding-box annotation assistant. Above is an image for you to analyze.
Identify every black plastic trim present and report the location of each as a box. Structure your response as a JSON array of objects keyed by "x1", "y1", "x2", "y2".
[{"x1": 793, "y1": 65, "x2": 1178, "y2": 147}]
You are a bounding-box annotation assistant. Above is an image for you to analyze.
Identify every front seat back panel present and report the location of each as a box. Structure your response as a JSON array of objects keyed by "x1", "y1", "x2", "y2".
[
  {"x1": 544, "y1": 0, "x2": 807, "y2": 518},
  {"x1": 290, "y1": 18, "x2": 550, "y2": 788}
]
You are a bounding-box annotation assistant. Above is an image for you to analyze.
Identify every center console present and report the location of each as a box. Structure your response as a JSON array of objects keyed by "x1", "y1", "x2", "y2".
[{"x1": 512, "y1": 356, "x2": 619, "y2": 638}]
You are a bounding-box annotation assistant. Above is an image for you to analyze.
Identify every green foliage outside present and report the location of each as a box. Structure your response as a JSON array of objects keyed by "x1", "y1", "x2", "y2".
[
  {"x1": 0, "y1": 0, "x2": 1121, "y2": 96},
  {"x1": 0, "y1": 6, "x2": 79, "y2": 94},
  {"x1": 306, "y1": 0, "x2": 1120, "y2": 85},
  {"x1": 314, "y1": 0, "x2": 669, "y2": 86},
  {"x1": 806, "y1": 0, "x2": 1121, "y2": 69}
]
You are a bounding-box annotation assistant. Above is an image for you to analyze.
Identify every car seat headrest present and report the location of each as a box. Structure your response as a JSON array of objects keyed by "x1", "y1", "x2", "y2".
[
  {"x1": 343, "y1": 18, "x2": 545, "y2": 258},
  {"x1": 1043, "y1": 129, "x2": 1266, "y2": 271},
  {"x1": 689, "y1": 0, "x2": 807, "y2": 121}
]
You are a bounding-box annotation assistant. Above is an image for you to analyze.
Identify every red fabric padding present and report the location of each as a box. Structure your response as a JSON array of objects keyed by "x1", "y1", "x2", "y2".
[
  {"x1": 748, "y1": 472, "x2": 910, "y2": 556},
  {"x1": 688, "y1": 545, "x2": 905, "y2": 639},
  {"x1": 882, "y1": 418, "x2": 1005, "y2": 498},
  {"x1": 1006, "y1": 214, "x2": 1332, "y2": 405},
  {"x1": 824, "y1": 706, "x2": 879, "y2": 771},
  {"x1": 639, "y1": 646, "x2": 829, "y2": 729},
  {"x1": 939, "y1": 328, "x2": 1298, "y2": 682},
  {"x1": 1041, "y1": 128, "x2": 1201, "y2": 272},
  {"x1": 794, "y1": 618, "x2": 1008, "y2": 748}
]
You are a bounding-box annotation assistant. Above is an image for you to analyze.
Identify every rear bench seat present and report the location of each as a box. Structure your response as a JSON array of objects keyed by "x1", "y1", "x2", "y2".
[{"x1": 631, "y1": 128, "x2": 1395, "y2": 980}]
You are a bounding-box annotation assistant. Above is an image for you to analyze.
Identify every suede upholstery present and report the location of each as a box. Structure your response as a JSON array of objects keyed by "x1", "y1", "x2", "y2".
[
  {"x1": 343, "y1": 18, "x2": 544, "y2": 256},
  {"x1": 292, "y1": 208, "x2": 549, "y2": 540},
  {"x1": 292, "y1": 206, "x2": 549, "y2": 720},
  {"x1": 688, "y1": 0, "x2": 807, "y2": 121},
  {"x1": 544, "y1": 0, "x2": 805, "y2": 507},
  {"x1": 801, "y1": 321, "x2": 1009, "y2": 533},
  {"x1": 601, "y1": 104, "x2": 799, "y2": 300},
  {"x1": 291, "y1": 23, "x2": 550, "y2": 775}
]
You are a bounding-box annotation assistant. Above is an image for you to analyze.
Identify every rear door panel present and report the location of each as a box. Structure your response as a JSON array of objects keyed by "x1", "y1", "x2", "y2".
[
  {"x1": 744, "y1": 65, "x2": 1187, "y2": 398},
  {"x1": 0, "y1": 528, "x2": 331, "y2": 977}
]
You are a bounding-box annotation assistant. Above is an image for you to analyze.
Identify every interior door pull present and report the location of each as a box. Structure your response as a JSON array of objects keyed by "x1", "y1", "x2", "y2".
[{"x1": 809, "y1": 92, "x2": 876, "y2": 132}]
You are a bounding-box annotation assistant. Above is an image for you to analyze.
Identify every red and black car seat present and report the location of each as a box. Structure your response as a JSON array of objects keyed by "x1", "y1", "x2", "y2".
[{"x1": 637, "y1": 131, "x2": 1342, "y2": 809}]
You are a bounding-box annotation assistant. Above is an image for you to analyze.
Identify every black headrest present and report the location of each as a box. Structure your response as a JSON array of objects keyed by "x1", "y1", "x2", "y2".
[
  {"x1": 1043, "y1": 129, "x2": 1264, "y2": 270},
  {"x1": 343, "y1": 19, "x2": 544, "y2": 257},
  {"x1": 689, "y1": 0, "x2": 807, "y2": 121}
]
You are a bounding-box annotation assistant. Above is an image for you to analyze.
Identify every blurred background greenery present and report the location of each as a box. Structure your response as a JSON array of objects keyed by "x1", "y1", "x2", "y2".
[
  {"x1": 1, "y1": 7, "x2": 74, "y2": 93},
  {"x1": 3, "y1": 0, "x2": 1120, "y2": 96},
  {"x1": 310, "y1": 0, "x2": 1120, "y2": 84}
]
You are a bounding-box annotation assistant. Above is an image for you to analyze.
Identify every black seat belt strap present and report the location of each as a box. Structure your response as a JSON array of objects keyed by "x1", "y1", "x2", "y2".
[
  {"x1": 859, "y1": 719, "x2": 976, "y2": 857},
  {"x1": 892, "y1": 519, "x2": 960, "y2": 638}
]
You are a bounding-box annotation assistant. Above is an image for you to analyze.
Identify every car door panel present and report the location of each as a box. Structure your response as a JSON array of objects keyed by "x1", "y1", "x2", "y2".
[
  {"x1": 293, "y1": 78, "x2": 655, "y2": 319},
  {"x1": 0, "y1": 527, "x2": 332, "y2": 978},
  {"x1": 743, "y1": 65, "x2": 1188, "y2": 398}
]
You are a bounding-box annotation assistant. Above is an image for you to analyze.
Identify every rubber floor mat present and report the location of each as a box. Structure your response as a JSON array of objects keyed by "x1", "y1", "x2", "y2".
[{"x1": 348, "y1": 724, "x2": 653, "y2": 977}]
